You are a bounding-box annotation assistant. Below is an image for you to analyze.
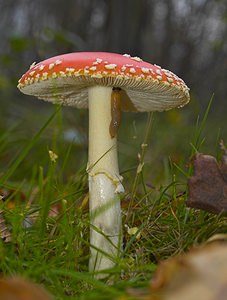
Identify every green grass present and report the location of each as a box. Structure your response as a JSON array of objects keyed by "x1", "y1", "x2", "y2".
[{"x1": 0, "y1": 98, "x2": 226, "y2": 299}]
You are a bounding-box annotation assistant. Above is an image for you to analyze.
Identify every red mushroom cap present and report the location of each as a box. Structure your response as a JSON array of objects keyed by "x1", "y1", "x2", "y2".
[{"x1": 18, "y1": 52, "x2": 190, "y2": 112}]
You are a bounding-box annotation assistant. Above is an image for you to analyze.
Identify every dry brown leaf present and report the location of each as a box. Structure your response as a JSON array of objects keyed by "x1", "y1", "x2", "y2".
[
  {"x1": 150, "y1": 243, "x2": 227, "y2": 300},
  {"x1": 0, "y1": 277, "x2": 53, "y2": 300},
  {"x1": 187, "y1": 151, "x2": 227, "y2": 213},
  {"x1": 0, "y1": 188, "x2": 27, "y2": 242},
  {"x1": 0, "y1": 209, "x2": 11, "y2": 243},
  {"x1": 0, "y1": 188, "x2": 26, "y2": 208},
  {"x1": 205, "y1": 233, "x2": 227, "y2": 244}
]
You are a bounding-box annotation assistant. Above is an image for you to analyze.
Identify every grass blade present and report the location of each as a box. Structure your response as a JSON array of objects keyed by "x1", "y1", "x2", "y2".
[{"x1": 0, "y1": 107, "x2": 60, "y2": 185}]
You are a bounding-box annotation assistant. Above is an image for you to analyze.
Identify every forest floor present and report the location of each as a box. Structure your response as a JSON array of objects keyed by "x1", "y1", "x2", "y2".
[{"x1": 0, "y1": 98, "x2": 226, "y2": 299}]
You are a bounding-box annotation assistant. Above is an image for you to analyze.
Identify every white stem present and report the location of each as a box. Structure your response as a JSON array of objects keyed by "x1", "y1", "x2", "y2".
[{"x1": 87, "y1": 86, "x2": 123, "y2": 278}]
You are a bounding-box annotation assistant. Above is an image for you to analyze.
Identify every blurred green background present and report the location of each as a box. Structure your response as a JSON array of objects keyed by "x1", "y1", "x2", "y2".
[{"x1": 0, "y1": 0, "x2": 226, "y2": 186}]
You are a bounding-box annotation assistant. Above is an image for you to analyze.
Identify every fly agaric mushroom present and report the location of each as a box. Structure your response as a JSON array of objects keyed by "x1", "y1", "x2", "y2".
[{"x1": 17, "y1": 52, "x2": 190, "y2": 277}]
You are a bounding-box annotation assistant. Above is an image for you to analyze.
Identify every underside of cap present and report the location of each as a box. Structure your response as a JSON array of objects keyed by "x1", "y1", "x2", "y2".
[{"x1": 18, "y1": 52, "x2": 190, "y2": 112}]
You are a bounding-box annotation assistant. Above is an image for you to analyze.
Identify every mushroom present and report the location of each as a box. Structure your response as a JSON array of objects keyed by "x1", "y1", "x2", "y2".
[{"x1": 17, "y1": 52, "x2": 190, "y2": 277}]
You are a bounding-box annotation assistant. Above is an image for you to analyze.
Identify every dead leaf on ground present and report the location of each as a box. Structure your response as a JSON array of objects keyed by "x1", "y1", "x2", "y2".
[
  {"x1": 0, "y1": 208, "x2": 11, "y2": 243},
  {"x1": 150, "y1": 242, "x2": 227, "y2": 300},
  {"x1": 187, "y1": 141, "x2": 227, "y2": 213},
  {"x1": 0, "y1": 277, "x2": 53, "y2": 300},
  {"x1": 0, "y1": 188, "x2": 26, "y2": 208},
  {"x1": 0, "y1": 187, "x2": 28, "y2": 243}
]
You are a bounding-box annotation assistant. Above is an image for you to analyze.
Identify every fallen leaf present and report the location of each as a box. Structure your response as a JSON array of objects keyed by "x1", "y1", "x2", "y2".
[
  {"x1": 0, "y1": 188, "x2": 27, "y2": 242},
  {"x1": 0, "y1": 277, "x2": 53, "y2": 300},
  {"x1": 205, "y1": 233, "x2": 227, "y2": 244},
  {"x1": 187, "y1": 151, "x2": 227, "y2": 213},
  {"x1": 0, "y1": 208, "x2": 11, "y2": 243},
  {"x1": 0, "y1": 188, "x2": 26, "y2": 208},
  {"x1": 150, "y1": 243, "x2": 227, "y2": 300}
]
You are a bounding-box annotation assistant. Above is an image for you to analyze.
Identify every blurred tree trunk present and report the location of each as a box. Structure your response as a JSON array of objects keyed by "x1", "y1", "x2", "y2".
[
  {"x1": 104, "y1": 0, "x2": 149, "y2": 55},
  {"x1": 159, "y1": 0, "x2": 174, "y2": 67}
]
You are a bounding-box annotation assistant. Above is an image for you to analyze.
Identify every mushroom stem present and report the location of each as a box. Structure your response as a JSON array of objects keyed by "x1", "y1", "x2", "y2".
[{"x1": 87, "y1": 86, "x2": 123, "y2": 277}]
